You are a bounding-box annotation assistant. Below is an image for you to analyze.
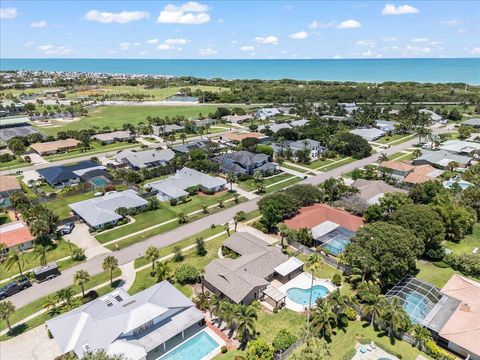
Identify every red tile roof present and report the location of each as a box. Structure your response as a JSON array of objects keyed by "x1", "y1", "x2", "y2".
[
  {"x1": 379, "y1": 160, "x2": 414, "y2": 173},
  {"x1": 0, "y1": 221, "x2": 35, "y2": 248},
  {"x1": 284, "y1": 203, "x2": 364, "y2": 232}
]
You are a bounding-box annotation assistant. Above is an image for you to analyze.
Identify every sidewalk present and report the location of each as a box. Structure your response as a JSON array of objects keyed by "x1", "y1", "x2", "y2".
[{"x1": 279, "y1": 165, "x2": 311, "y2": 178}]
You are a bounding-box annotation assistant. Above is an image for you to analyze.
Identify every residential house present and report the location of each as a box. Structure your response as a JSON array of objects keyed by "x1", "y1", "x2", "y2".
[
  {"x1": 0, "y1": 221, "x2": 35, "y2": 251},
  {"x1": 215, "y1": 151, "x2": 277, "y2": 176},
  {"x1": 69, "y1": 190, "x2": 148, "y2": 229},
  {"x1": 351, "y1": 179, "x2": 407, "y2": 205},
  {"x1": 47, "y1": 281, "x2": 207, "y2": 360},
  {"x1": 289, "y1": 119, "x2": 309, "y2": 127},
  {"x1": 461, "y1": 118, "x2": 480, "y2": 128},
  {"x1": 403, "y1": 165, "x2": 444, "y2": 185},
  {"x1": 272, "y1": 139, "x2": 327, "y2": 161},
  {"x1": 375, "y1": 120, "x2": 396, "y2": 133},
  {"x1": 258, "y1": 123, "x2": 292, "y2": 134},
  {"x1": 419, "y1": 109, "x2": 443, "y2": 122},
  {"x1": 339, "y1": 102, "x2": 358, "y2": 114},
  {"x1": 223, "y1": 132, "x2": 269, "y2": 143},
  {"x1": 147, "y1": 167, "x2": 226, "y2": 202},
  {"x1": 439, "y1": 140, "x2": 480, "y2": 156},
  {"x1": 30, "y1": 138, "x2": 81, "y2": 156},
  {"x1": 38, "y1": 160, "x2": 109, "y2": 188},
  {"x1": 203, "y1": 232, "x2": 303, "y2": 305},
  {"x1": 172, "y1": 139, "x2": 210, "y2": 155},
  {"x1": 378, "y1": 160, "x2": 415, "y2": 181},
  {"x1": 115, "y1": 149, "x2": 175, "y2": 169},
  {"x1": 284, "y1": 203, "x2": 364, "y2": 255},
  {"x1": 320, "y1": 115, "x2": 350, "y2": 122},
  {"x1": 222, "y1": 114, "x2": 253, "y2": 124},
  {"x1": 0, "y1": 175, "x2": 21, "y2": 205},
  {"x1": 413, "y1": 150, "x2": 472, "y2": 169},
  {"x1": 152, "y1": 124, "x2": 185, "y2": 136},
  {"x1": 255, "y1": 108, "x2": 281, "y2": 120},
  {"x1": 92, "y1": 130, "x2": 135, "y2": 144},
  {"x1": 467, "y1": 133, "x2": 480, "y2": 143},
  {"x1": 350, "y1": 128, "x2": 386, "y2": 142}
]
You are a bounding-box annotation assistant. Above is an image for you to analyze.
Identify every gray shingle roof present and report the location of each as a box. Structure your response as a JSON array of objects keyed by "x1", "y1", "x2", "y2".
[
  {"x1": 414, "y1": 149, "x2": 472, "y2": 167},
  {"x1": 462, "y1": 118, "x2": 480, "y2": 127},
  {"x1": 350, "y1": 128, "x2": 386, "y2": 141},
  {"x1": 69, "y1": 189, "x2": 148, "y2": 228},
  {"x1": 115, "y1": 149, "x2": 175, "y2": 168}
]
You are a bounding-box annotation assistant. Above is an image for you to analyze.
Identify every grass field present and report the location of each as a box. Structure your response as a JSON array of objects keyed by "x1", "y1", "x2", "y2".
[
  {"x1": 44, "y1": 190, "x2": 100, "y2": 219},
  {"x1": 36, "y1": 105, "x2": 222, "y2": 136},
  {"x1": 376, "y1": 133, "x2": 414, "y2": 145},
  {"x1": 0, "y1": 157, "x2": 27, "y2": 171},
  {"x1": 265, "y1": 176, "x2": 302, "y2": 193},
  {"x1": 444, "y1": 224, "x2": 480, "y2": 256},
  {"x1": 238, "y1": 172, "x2": 295, "y2": 192},
  {"x1": 43, "y1": 141, "x2": 138, "y2": 161}
]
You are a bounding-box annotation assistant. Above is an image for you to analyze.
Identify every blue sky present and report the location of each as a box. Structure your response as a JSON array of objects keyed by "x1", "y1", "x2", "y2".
[{"x1": 1, "y1": 1, "x2": 479, "y2": 59}]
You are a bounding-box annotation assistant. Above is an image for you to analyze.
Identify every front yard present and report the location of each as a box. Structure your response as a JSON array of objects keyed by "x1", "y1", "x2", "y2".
[
  {"x1": 43, "y1": 141, "x2": 138, "y2": 162},
  {"x1": 238, "y1": 172, "x2": 295, "y2": 192},
  {"x1": 43, "y1": 190, "x2": 102, "y2": 219}
]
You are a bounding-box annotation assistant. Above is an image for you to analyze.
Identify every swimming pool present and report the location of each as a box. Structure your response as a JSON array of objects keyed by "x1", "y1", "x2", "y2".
[
  {"x1": 403, "y1": 292, "x2": 431, "y2": 323},
  {"x1": 90, "y1": 177, "x2": 108, "y2": 187},
  {"x1": 159, "y1": 331, "x2": 221, "y2": 360},
  {"x1": 287, "y1": 285, "x2": 329, "y2": 305},
  {"x1": 321, "y1": 236, "x2": 351, "y2": 255}
]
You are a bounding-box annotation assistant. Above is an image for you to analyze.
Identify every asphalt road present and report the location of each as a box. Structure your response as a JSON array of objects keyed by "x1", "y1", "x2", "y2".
[{"x1": 8, "y1": 135, "x2": 423, "y2": 308}]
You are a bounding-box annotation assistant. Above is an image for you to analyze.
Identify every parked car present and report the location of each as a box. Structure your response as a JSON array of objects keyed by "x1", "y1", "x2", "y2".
[
  {"x1": 60, "y1": 222, "x2": 75, "y2": 235},
  {"x1": 0, "y1": 276, "x2": 32, "y2": 299},
  {"x1": 33, "y1": 262, "x2": 61, "y2": 283}
]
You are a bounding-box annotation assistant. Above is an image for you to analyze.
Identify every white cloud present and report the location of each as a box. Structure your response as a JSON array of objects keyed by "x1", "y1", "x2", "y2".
[
  {"x1": 198, "y1": 47, "x2": 217, "y2": 55},
  {"x1": 37, "y1": 44, "x2": 54, "y2": 51},
  {"x1": 254, "y1": 35, "x2": 278, "y2": 44},
  {"x1": 333, "y1": 54, "x2": 342, "y2": 59},
  {"x1": 165, "y1": 38, "x2": 189, "y2": 45},
  {"x1": 0, "y1": 8, "x2": 18, "y2": 19},
  {"x1": 439, "y1": 19, "x2": 461, "y2": 27},
  {"x1": 146, "y1": 39, "x2": 159, "y2": 44},
  {"x1": 37, "y1": 44, "x2": 74, "y2": 55},
  {"x1": 217, "y1": 18, "x2": 224, "y2": 23},
  {"x1": 470, "y1": 47, "x2": 480, "y2": 55},
  {"x1": 157, "y1": 2, "x2": 210, "y2": 25},
  {"x1": 382, "y1": 3, "x2": 419, "y2": 15},
  {"x1": 230, "y1": 40, "x2": 238, "y2": 45},
  {"x1": 355, "y1": 40, "x2": 376, "y2": 48},
  {"x1": 361, "y1": 50, "x2": 382, "y2": 58},
  {"x1": 85, "y1": 10, "x2": 149, "y2": 23},
  {"x1": 24, "y1": 41, "x2": 35, "y2": 47},
  {"x1": 138, "y1": 51, "x2": 148, "y2": 55},
  {"x1": 240, "y1": 46, "x2": 255, "y2": 51},
  {"x1": 405, "y1": 45, "x2": 432, "y2": 53},
  {"x1": 289, "y1": 31, "x2": 308, "y2": 40},
  {"x1": 382, "y1": 36, "x2": 397, "y2": 42},
  {"x1": 158, "y1": 44, "x2": 172, "y2": 50},
  {"x1": 119, "y1": 42, "x2": 131, "y2": 50},
  {"x1": 337, "y1": 19, "x2": 361, "y2": 29},
  {"x1": 411, "y1": 37, "x2": 429, "y2": 43},
  {"x1": 309, "y1": 21, "x2": 335, "y2": 29},
  {"x1": 31, "y1": 20, "x2": 47, "y2": 28}
]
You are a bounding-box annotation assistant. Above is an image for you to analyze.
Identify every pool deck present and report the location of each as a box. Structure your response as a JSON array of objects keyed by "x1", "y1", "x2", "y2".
[{"x1": 275, "y1": 272, "x2": 337, "y2": 312}]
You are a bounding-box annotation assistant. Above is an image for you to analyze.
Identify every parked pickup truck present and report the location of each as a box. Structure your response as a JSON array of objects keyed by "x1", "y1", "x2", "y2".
[{"x1": 0, "y1": 276, "x2": 32, "y2": 299}]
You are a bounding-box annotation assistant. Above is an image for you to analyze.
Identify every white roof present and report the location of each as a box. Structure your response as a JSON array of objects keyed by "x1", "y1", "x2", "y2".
[
  {"x1": 72, "y1": 165, "x2": 106, "y2": 177},
  {"x1": 107, "y1": 341, "x2": 147, "y2": 360},
  {"x1": 439, "y1": 140, "x2": 480, "y2": 154},
  {"x1": 311, "y1": 220, "x2": 340, "y2": 239},
  {"x1": 274, "y1": 257, "x2": 304, "y2": 277}
]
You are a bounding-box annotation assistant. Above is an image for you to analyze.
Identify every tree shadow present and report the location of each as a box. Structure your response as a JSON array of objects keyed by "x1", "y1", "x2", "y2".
[{"x1": 7, "y1": 323, "x2": 28, "y2": 337}]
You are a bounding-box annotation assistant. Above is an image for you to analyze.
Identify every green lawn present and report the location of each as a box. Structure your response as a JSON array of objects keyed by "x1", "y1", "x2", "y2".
[
  {"x1": 0, "y1": 157, "x2": 26, "y2": 171},
  {"x1": 37, "y1": 105, "x2": 223, "y2": 136},
  {"x1": 304, "y1": 158, "x2": 337, "y2": 169},
  {"x1": 43, "y1": 190, "x2": 100, "y2": 219},
  {"x1": 319, "y1": 157, "x2": 355, "y2": 172},
  {"x1": 265, "y1": 176, "x2": 302, "y2": 193},
  {"x1": 281, "y1": 162, "x2": 310, "y2": 173},
  {"x1": 416, "y1": 261, "x2": 457, "y2": 288},
  {"x1": 238, "y1": 173, "x2": 294, "y2": 192},
  {"x1": 0, "y1": 239, "x2": 79, "y2": 281},
  {"x1": 95, "y1": 191, "x2": 235, "y2": 244},
  {"x1": 444, "y1": 224, "x2": 480, "y2": 256},
  {"x1": 43, "y1": 141, "x2": 138, "y2": 161},
  {"x1": 376, "y1": 133, "x2": 414, "y2": 145}
]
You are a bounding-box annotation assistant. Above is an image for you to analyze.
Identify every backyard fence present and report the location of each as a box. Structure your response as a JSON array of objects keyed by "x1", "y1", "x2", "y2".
[{"x1": 274, "y1": 337, "x2": 305, "y2": 360}]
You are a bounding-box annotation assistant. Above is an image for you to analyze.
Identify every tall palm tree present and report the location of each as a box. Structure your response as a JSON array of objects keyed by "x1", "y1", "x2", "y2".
[
  {"x1": 235, "y1": 304, "x2": 258, "y2": 344},
  {"x1": 4, "y1": 250, "x2": 24, "y2": 276},
  {"x1": 377, "y1": 153, "x2": 389, "y2": 163},
  {"x1": 326, "y1": 290, "x2": 349, "y2": 317},
  {"x1": 56, "y1": 287, "x2": 75, "y2": 309},
  {"x1": 306, "y1": 253, "x2": 323, "y2": 323},
  {"x1": 0, "y1": 301, "x2": 15, "y2": 332},
  {"x1": 226, "y1": 172, "x2": 237, "y2": 191},
  {"x1": 220, "y1": 300, "x2": 237, "y2": 332},
  {"x1": 410, "y1": 323, "x2": 432, "y2": 350},
  {"x1": 224, "y1": 223, "x2": 230, "y2": 236},
  {"x1": 361, "y1": 295, "x2": 387, "y2": 327},
  {"x1": 311, "y1": 302, "x2": 337, "y2": 339},
  {"x1": 179, "y1": 133, "x2": 187, "y2": 144},
  {"x1": 155, "y1": 261, "x2": 173, "y2": 282},
  {"x1": 233, "y1": 211, "x2": 246, "y2": 231},
  {"x1": 43, "y1": 294, "x2": 60, "y2": 316},
  {"x1": 74, "y1": 269, "x2": 91, "y2": 298},
  {"x1": 209, "y1": 295, "x2": 222, "y2": 323},
  {"x1": 34, "y1": 244, "x2": 48, "y2": 267},
  {"x1": 144, "y1": 246, "x2": 160, "y2": 270},
  {"x1": 102, "y1": 255, "x2": 119, "y2": 287},
  {"x1": 252, "y1": 171, "x2": 265, "y2": 193},
  {"x1": 194, "y1": 292, "x2": 210, "y2": 311},
  {"x1": 177, "y1": 212, "x2": 188, "y2": 224},
  {"x1": 277, "y1": 223, "x2": 289, "y2": 249},
  {"x1": 382, "y1": 297, "x2": 411, "y2": 339}
]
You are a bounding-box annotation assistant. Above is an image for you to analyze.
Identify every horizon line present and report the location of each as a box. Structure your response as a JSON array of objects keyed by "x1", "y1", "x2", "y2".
[{"x1": 2, "y1": 57, "x2": 479, "y2": 61}]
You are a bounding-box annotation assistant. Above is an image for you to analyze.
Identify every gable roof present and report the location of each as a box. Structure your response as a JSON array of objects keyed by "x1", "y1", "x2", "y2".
[
  {"x1": 404, "y1": 165, "x2": 444, "y2": 184},
  {"x1": 414, "y1": 149, "x2": 472, "y2": 167},
  {"x1": 115, "y1": 149, "x2": 175, "y2": 168},
  {"x1": 221, "y1": 151, "x2": 268, "y2": 167},
  {"x1": 224, "y1": 132, "x2": 265, "y2": 142},
  {"x1": 350, "y1": 128, "x2": 386, "y2": 141},
  {"x1": 69, "y1": 190, "x2": 147, "y2": 228},
  {"x1": 0, "y1": 221, "x2": 34, "y2": 247},
  {"x1": 0, "y1": 175, "x2": 21, "y2": 193},
  {"x1": 439, "y1": 140, "x2": 480, "y2": 154},
  {"x1": 379, "y1": 160, "x2": 415, "y2": 173},
  {"x1": 38, "y1": 160, "x2": 104, "y2": 184},
  {"x1": 258, "y1": 123, "x2": 292, "y2": 133},
  {"x1": 284, "y1": 203, "x2": 364, "y2": 232},
  {"x1": 462, "y1": 118, "x2": 480, "y2": 127},
  {"x1": 30, "y1": 138, "x2": 80, "y2": 153},
  {"x1": 419, "y1": 109, "x2": 442, "y2": 121},
  {"x1": 92, "y1": 130, "x2": 133, "y2": 142},
  {"x1": 351, "y1": 179, "x2": 407, "y2": 204},
  {"x1": 172, "y1": 139, "x2": 209, "y2": 154}
]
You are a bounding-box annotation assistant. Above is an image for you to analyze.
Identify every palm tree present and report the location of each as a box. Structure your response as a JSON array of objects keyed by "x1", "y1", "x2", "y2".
[
  {"x1": 102, "y1": 255, "x2": 119, "y2": 286},
  {"x1": 410, "y1": 323, "x2": 432, "y2": 350},
  {"x1": 306, "y1": 253, "x2": 323, "y2": 323},
  {"x1": 0, "y1": 301, "x2": 15, "y2": 332},
  {"x1": 219, "y1": 300, "x2": 236, "y2": 331},
  {"x1": 233, "y1": 211, "x2": 246, "y2": 231},
  {"x1": 382, "y1": 297, "x2": 411, "y2": 339},
  {"x1": 277, "y1": 223, "x2": 289, "y2": 249},
  {"x1": 311, "y1": 302, "x2": 337, "y2": 339},
  {"x1": 4, "y1": 250, "x2": 24, "y2": 276},
  {"x1": 43, "y1": 294, "x2": 60, "y2": 316},
  {"x1": 326, "y1": 290, "x2": 349, "y2": 317},
  {"x1": 34, "y1": 244, "x2": 48, "y2": 267},
  {"x1": 224, "y1": 222, "x2": 230, "y2": 236},
  {"x1": 235, "y1": 304, "x2": 258, "y2": 344},
  {"x1": 194, "y1": 292, "x2": 210, "y2": 311},
  {"x1": 209, "y1": 295, "x2": 222, "y2": 323},
  {"x1": 155, "y1": 261, "x2": 173, "y2": 282},
  {"x1": 144, "y1": 246, "x2": 160, "y2": 270},
  {"x1": 377, "y1": 153, "x2": 389, "y2": 163},
  {"x1": 361, "y1": 295, "x2": 386, "y2": 327},
  {"x1": 252, "y1": 171, "x2": 265, "y2": 193},
  {"x1": 177, "y1": 212, "x2": 188, "y2": 224},
  {"x1": 446, "y1": 161, "x2": 459, "y2": 172},
  {"x1": 179, "y1": 133, "x2": 187, "y2": 144},
  {"x1": 168, "y1": 134, "x2": 176, "y2": 145},
  {"x1": 74, "y1": 269, "x2": 90, "y2": 298},
  {"x1": 29, "y1": 218, "x2": 51, "y2": 239},
  {"x1": 56, "y1": 287, "x2": 75, "y2": 309},
  {"x1": 201, "y1": 204, "x2": 209, "y2": 214},
  {"x1": 226, "y1": 172, "x2": 237, "y2": 191}
]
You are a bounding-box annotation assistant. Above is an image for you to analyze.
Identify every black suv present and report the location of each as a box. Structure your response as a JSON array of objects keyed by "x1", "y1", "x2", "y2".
[{"x1": 0, "y1": 276, "x2": 32, "y2": 299}]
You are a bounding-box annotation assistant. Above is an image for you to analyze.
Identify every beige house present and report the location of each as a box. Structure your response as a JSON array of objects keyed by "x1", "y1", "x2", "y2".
[{"x1": 30, "y1": 138, "x2": 81, "y2": 155}]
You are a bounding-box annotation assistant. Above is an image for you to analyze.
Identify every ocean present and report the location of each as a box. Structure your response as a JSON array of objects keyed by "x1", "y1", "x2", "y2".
[{"x1": 1, "y1": 58, "x2": 479, "y2": 84}]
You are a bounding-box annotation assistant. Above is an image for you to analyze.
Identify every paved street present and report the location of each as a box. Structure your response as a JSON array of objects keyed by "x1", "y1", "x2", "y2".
[{"x1": 7, "y1": 135, "x2": 422, "y2": 308}]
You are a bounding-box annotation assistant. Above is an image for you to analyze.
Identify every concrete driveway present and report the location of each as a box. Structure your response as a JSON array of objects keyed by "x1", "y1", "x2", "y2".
[
  {"x1": 63, "y1": 222, "x2": 110, "y2": 259},
  {"x1": 0, "y1": 325, "x2": 62, "y2": 360}
]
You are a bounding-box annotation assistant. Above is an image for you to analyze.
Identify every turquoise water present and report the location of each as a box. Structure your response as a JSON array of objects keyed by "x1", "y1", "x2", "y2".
[
  {"x1": 160, "y1": 331, "x2": 220, "y2": 360},
  {"x1": 1, "y1": 58, "x2": 479, "y2": 83},
  {"x1": 403, "y1": 292, "x2": 430, "y2": 323},
  {"x1": 321, "y1": 236, "x2": 351, "y2": 255},
  {"x1": 287, "y1": 285, "x2": 329, "y2": 305},
  {"x1": 90, "y1": 177, "x2": 108, "y2": 187}
]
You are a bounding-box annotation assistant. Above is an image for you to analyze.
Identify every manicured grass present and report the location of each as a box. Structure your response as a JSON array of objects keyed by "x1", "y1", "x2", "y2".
[
  {"x1": 95, "y1": 191, "x2": 235, "y2": 243},
  {"x1": 0, "y1": 268, "x2": 121, "y2": 334},
  {"x1": 265, "y1": 176, "x2": 302, "y2": 193},
  {"x1": 281, "y1": 162, "x2": 310, "y2": 173},
  {"x1": 238, "y1": 173, "x2": 294, "y2": 192},
  {"x1": 387, "y1": 151, "x2": 415, "y2": 161},
  {"x1": 37, "y1": 105, "x2": 222, "y2": 136},
  {"x1": 243, "y1": 209, "x2": 261, "y2": 222},
  {"x1": 43, "y1": 141, "x2": 138, "y2": 161},
  {"x1": 0, "y1": 239, "x2": 79, "y2": 281},
  {"x1": 0, "y1": 157, "x2": 26, "y2": 171},
  {"x1": 376, "y1": 133, "x2": 414, "y2": 144},
  {"x1": 43, "y1": 190, "x2": 100, "y2": 219},
  {"x1": 416, "y1": 260, "x2": 457, "y2": 288},
  {"x1": 320, "y1": 157, "x2": 355, "y2": 172},
  {"x1": 304, "y1": 158, "x2": 337, "y2": 169},
  {"x1": 134, "y1": 226, "x2": 226, "y2": 268},
  {"x1": 128, "y1": 232, "x2": 229, "y2": 296},
  {"x1": 444, "y1": 224, "x2": 480, "y2": 256}
]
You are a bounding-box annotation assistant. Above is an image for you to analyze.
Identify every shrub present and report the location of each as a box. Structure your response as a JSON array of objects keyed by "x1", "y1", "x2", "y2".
[
  {"x1": 332, "y1": 273, "x2": 342, "y2": 286},
  {"x1": 175, "y1": 264, "x2": 200, "y2": 284},
  {"x1": 425, "y1": 340, "x2": 455, "y2": 360},
  {"x1": 272, "y1": 329, "x2": 297, "y2": 353},
  {"x1": 210, "y1": 223, "x2": 216, "y2": 229},
  {"x1": 169, "y1": 198, "x2": 178, "y2": 206},
  {"x1": 71, "y1": 247, "x2": 86, "y2": 261},
  {"x1": 273, "y1": 307, "x2": 278, "y2": 314},
  {"x1": 444, "y1": 254, "x2": 480, "y2": 278},
  {"x1": 344, "y1": 306, "x2": 357, "y2": 321},
  {"x1": 221, "y1": 346, "x2": 228, "y2": 354},
  {"x1": 252, "y1": 220, "x2": 267, "y2": 233},
  {"x1": 172, "y1": 246, "x2": 184, "y2": 262}
]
